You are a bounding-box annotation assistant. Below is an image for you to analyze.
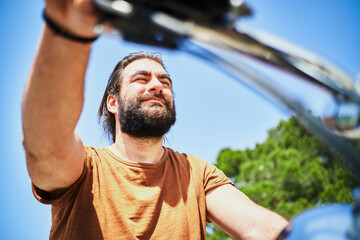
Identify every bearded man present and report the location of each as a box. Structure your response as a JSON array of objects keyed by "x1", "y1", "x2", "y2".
[{"x1": 21, "y1": 0, "x2": 288, "y2": 239}]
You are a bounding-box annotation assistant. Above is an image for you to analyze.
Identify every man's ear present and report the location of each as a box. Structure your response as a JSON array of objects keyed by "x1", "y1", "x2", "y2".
[{"x1": 107, "y1": 94, "x2": 118, "y2": 114}]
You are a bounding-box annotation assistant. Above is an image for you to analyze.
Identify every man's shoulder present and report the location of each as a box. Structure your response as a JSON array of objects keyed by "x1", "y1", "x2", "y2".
[
  {"x1": 85, "y1": 144, "x2": 116, "y2": 153},
  {"x1": 164, "y1": 147, "x2": 209, "y2": 168},
  {"x1": 82, "y1": 145, "x2": 114, "y2": 165}
]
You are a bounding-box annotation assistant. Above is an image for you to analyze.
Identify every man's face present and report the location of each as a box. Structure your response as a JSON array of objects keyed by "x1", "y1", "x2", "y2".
[{"x1": 117, "y1": 58, "x2": 176, "y2": 138}]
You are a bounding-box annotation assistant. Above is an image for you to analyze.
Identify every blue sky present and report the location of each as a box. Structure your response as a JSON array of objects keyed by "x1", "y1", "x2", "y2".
[{"x1": 1, "y1": 0, "x2": 359, "y2": 239}]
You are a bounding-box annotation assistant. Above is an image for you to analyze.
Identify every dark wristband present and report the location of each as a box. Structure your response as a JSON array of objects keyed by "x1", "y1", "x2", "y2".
[{"x1": 42, "y1": 9, "x2": 99, "y2": 44}]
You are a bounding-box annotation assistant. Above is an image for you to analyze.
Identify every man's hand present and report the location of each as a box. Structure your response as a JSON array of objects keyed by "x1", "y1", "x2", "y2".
[{"x1": 44, "y1": 0, "x2": 101, "y2": 39}]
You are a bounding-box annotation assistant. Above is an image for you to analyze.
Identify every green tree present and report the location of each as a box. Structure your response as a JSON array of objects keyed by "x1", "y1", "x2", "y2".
[{"x1": 207, "y1": 116, "x2": 359, "y2": 239}]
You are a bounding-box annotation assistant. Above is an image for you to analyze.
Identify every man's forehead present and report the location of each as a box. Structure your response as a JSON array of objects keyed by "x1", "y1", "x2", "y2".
[{"x1": 123, "y1": 58, "x2": 167, "y2": 76}]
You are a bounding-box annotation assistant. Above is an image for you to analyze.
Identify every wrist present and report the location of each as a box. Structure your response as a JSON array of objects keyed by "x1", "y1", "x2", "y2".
[{"x1": 43, "y1": 9, "x2": 99, "y2": 44}]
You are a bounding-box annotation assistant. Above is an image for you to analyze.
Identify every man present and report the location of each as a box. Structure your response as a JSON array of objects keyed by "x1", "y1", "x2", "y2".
[{"x1": 22, "y1": 0, "x2": 288, "y2": 239}]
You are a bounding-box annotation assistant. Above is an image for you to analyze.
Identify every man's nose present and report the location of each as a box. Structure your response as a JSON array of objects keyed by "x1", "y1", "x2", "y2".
[{"x1": 146, "y1": 77, "x2": 163, "y2": 94}]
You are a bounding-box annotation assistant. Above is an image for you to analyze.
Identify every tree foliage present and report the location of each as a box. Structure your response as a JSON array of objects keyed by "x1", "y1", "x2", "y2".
[{"x1": 207, "y1": 116, "x2": 359, "y2": 239}]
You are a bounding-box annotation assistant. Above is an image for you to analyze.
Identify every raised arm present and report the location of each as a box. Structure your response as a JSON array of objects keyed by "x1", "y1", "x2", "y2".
[
  {"x1": 22, "y1": 0, "x2": 100, "y2": 192},
  {"x1": 206, "y1": 184, "x2": 288, "y2": 240}
]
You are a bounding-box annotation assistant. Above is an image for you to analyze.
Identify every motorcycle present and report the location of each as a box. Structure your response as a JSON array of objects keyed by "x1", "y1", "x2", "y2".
[{"x1": 93, "y1": 0, "x2": 360, "y2": 239}]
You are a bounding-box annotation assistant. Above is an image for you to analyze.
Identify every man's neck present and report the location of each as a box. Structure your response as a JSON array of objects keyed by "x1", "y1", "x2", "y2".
[{"x1": 109, "y1": 133, "x2": 164, "y2": 164}]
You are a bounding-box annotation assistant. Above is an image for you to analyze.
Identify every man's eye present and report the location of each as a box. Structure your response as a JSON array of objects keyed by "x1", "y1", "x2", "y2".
[
  {"x1": 161, "y1": 80, "x2": 171, "y2": 87},
  {"x1": 135, "y1": 78, "x2": 147, "y2": 82}
]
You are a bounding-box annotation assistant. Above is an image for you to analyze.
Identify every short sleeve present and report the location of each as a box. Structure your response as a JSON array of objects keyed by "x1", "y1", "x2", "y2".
[
  {"x1": 31, "y1": 146, "x2": 94, "y2": 205},
  {"x1": 187, "y1": 155, "x2": 234, "y2": 193}
]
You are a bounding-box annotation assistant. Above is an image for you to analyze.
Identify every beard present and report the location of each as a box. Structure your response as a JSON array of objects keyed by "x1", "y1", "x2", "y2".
[{"x1": 118, "y1": 92, "x2": 176, "y2": 139}]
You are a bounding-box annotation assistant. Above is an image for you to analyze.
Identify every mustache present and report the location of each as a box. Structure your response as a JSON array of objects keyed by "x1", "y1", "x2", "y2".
[{"x1": 137, "y1": 92, "x2": 169, "y2": 103}]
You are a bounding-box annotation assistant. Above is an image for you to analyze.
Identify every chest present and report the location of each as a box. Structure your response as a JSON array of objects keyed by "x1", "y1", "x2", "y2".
[{"x1": 88, "y1": 159, "x2": 206, "y2": 239}]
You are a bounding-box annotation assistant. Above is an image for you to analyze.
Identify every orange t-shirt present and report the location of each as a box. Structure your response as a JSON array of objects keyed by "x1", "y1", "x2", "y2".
[{"x1": 33, "y1": 146, "x2": 233, "y2": 239}]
